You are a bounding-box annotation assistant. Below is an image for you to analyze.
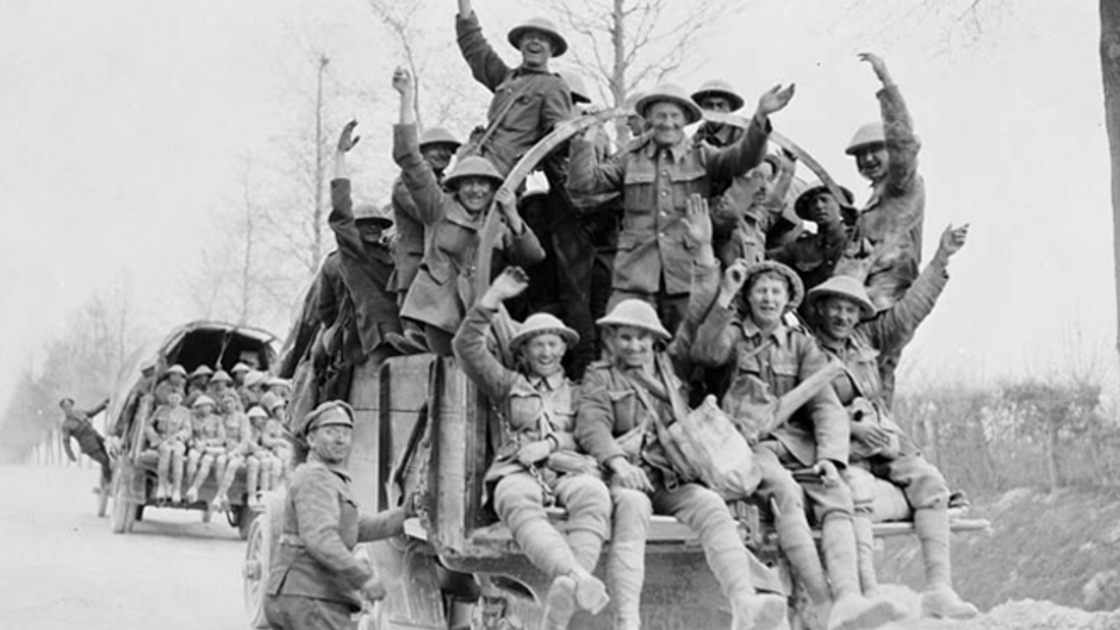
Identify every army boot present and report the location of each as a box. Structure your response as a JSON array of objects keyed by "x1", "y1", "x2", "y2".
[
  {"x1": 821, "y1": 516, "x2": 904, "y2": 630},
  {"x1": 914, "y1": 507, "x2": 979, "y2": 619},
  {"x1": 170, "y1": 448, "x2": 185, "y2": 503}
]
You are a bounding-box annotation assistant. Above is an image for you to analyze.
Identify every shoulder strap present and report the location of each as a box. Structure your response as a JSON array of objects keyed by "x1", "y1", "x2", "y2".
[{"x1": 476, "y1": 73, "x2": 544, "y2": 149}]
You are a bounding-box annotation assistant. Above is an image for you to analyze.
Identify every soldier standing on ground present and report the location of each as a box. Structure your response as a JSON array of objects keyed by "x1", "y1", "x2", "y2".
[
  {"x1": 60, "y1": 396, "x2": 112, "y2": 487},
  {"x1": 265, "y1": 401, "x2": 411, "y2": 630}
]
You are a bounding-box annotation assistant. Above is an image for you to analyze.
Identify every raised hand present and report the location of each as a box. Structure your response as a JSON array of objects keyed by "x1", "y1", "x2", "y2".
[
  {"x1": 391, "y1": 66, "x2": 413, "y2": 95},
  {"x1": 683, "y1": 193, "x2": 712, "y2": 245},
  {"x1": 935, "y1": 223, "x2": 969, "y2": 263},
  {"x1": 480, "y1": 266, "x2": 530, "y2": 308},
  {"x1": 756, "y1": 84, "x2": 796, "y2": 117},
  {"x1": 718, "y1": 258, "x2": 751, "y2": 306},
  {"x1": 858, "y1": 52, "x2": 893, "y2": 85},
  {"x1": 337, "y1": 120, "x2": 360, "y2": 154}
]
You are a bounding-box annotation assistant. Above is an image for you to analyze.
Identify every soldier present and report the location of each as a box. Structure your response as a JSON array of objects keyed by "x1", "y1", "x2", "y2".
[
  {"x1": 568, "y1": 81, "x2": 795, "y2": 333},
  {"x1": 184, "y1": 395, "x2": 226, "y2": 504},
  {"x1": 208, "y1": 370, "x2": 237, "y2": 407},
  {"x1": 146, "y1": 391, "x2": 192, "y2": 502},
  {"x1": 59, "y1": 397, "x2": 112, "y2": 487},
  {"x1": 454, "y1": 267, "x2": 611, "y2": 629},
  {"x1": 690, "y1": 260, "x2": 904, "y2": 630},
  {"x1": 392, "y1": 68, "x2": 545, "y2": 356},
  {"x1": 387, "y1": 126, "x2": 462, "y2": 354},
  {"x1": 839, "y1": 53, "x2": 925, "y2": 408},
  {"x1": 231, "y1": 362, "x2": 252, "y2": 388},
  {"x1": 805, "y1": 224, "x2": 977, "y2": 620},
  {"x1": 185, "y1": 365, "x2": 213, "y2": 407},
  {"x1": 329, "y1": 119, "x2": 402, "y2": 376},
  {"x1": 455, "y1": 0, "x2": 572, "y2": 177},
  {"x1": 154, "y1": 364, "x2": 188, "y2": 405},
  {"x1": 241, "y1": 370, "x2": 269, "y2": 410},
  {"x1": 265, "y1": 401, "x2": 411, "y2": 630},
  {"x1": 691, "y1": 79, "x2": 746, "y2": 149},
  {"x1": 214, "y1": 394, "x2": 254, "y2": 512},
  {"x1": 769, "y1": 183, "x2": 859, "y2": 296},
  {"x1": 623, "y1": 92, "x2": 646, "y2": 140}
]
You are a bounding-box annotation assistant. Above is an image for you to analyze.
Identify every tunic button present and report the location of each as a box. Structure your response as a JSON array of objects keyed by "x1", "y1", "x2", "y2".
[{"x1": 661, "y1": 190, "x2": 668, "y2": 197}]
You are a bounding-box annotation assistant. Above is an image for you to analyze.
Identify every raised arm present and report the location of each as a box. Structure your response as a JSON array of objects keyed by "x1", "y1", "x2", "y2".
[
  {"x1": 456, "y1": 0, "x2": 510, "y2": 92},
  {"x1": 861, "y1": 53, "x2": 920, "y2": 196},
  {"x1": 452, "y1": 268, "x2": 528, "y2": 399},
  {"x1": 690, "y1": 260, "x2": 751, "y2": 367},
  {"x1": 392, "y1": 68, "x2": 449, "y2": 226},
  {"x1": 567, "y1": 130, "x2": 626, "y2": 196},
  {"x1": 704, "y1": 84, "x2": 795, "y2": 183},
  {"x1": 668, "y1": 195, "x2": 721, "y2": 373},
  {"x1": 495, "y1": 188, "x2": 546, "y2": 265}
]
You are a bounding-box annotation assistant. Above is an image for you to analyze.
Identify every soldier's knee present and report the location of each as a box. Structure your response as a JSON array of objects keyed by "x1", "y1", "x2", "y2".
[
  {"x1": 843, "y1": 465, "x2": 876, "y2": 511},
  {"x1": 611, "y1": 487, "x2": 653, "y2": 524}
]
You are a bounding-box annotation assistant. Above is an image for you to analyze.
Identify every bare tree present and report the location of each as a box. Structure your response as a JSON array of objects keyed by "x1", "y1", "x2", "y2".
[{"x1": 364, "y1": 0, "x2": 425, "y2": 127}]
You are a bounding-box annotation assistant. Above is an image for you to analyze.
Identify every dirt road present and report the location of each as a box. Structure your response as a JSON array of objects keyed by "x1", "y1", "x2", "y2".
[{"x1": 0, "y1": 464, "x2": 247, "y2": 630}]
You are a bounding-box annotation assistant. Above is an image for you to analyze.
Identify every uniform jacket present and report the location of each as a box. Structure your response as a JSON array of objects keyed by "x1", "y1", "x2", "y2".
[
  {"x1": 390, "y1": 176, "x2": 427, "y2": 294},
  {"x1": 145, "y1": 405, "x2": 191, "y2": 447},
  {"x1": 816, "y1": 257, "x2": 949, "y2": 458},
  {"x1": 329, "y1": 179, "x2": 403, "y2": 356},
  {"x1": 839, "y1": 84, "x2": 925, "y2": 310},
  {"x1": 568, "y1": 116, "x2": 770, "y2": 295},
  {"x1": 453, "y1": 304, "x2": 581, "y2": 484},
  {"x1": 770, "y1": 216, "x2": 855, "y2": 293},
  {"x1": 691, "y1": 304, "x2": 849, "y2": 468},
  {"x1": 394, "y1": 124, "x2": 545, "y2": 334},
  {"x1": 456, "y1": 11, "x2": 572, "y2": 175},
  {"x1": 267, "y1": 460, "x2": 407, "y2": 609},
  {"x1": 61, "y1": 401, "x2": 107, "y2": 456}
]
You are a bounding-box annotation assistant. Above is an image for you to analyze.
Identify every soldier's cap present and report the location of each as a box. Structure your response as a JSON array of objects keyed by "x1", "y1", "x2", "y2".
[
  {"x1": 189, "y1": 365, "x2": 214, "y2": 379},
  {"x1": 559, "y1": 71, "x2": 591, "y2": 105},
  {"x1": 636, "y1": 84, "x2": 703, "y2": 125},
  {"x1": 511, "y1": 313, "x2": 580, "y2": 354},
  {"x1": 691, "y1": 79, "x2": 745, "y2": 113},
  {"x1": 261, "y1": 391, "x2": 286, "y2": 412},
  {"x1": 246, "y1": 405, "x2": 269, "y2": 419},
  {"x1": 296, "y1": 400, "x2": 354, "y2": 438},
  {"x1": 210, "y1": 370, "x2": 233, "y2": 384},
  {"x1": 267, "y1": 376, "x2": 290, "y2": 389},
  {"x1": 230, "y1": 362, "x2": 251, "y2": 374},
  {"x1": 596, "y1": 299, "x2": 672, "y2": 341},
  {"x1": 623, "y1": 92, "x2": 646, "y2": 117},
  {"x1": 167, "y1": 364, "x2": 188, "y2": 377},
  {"x1": 354, "y1": 203, "x2": 394, "y2": 229},
  {"x1": 793, "y1": 183, "x2": 856, "y2": 221},
  {"x1": 58, "y1": 397, "x2": 75, "y2": 407},
  {"x1": 806, "y1": 275, "x2": 876, "y2": 320},
  {"x1": 845, "y1": 122, "x2": 886, "y2": 155},
  {"x1": 419, "y1": 127, "x2": 462, "y2": 151},
  {"x1": 741, "y1": 260, "x2": 805, "y2": 309},
  {"x1": 508, "y1": 17, "x2": 568, "y2": 58},
  {"x1": 244, "y1": 370, "x2": 269, "y2": 389},
  {"x1": 191, "y1": 394, "x2": 217, "y2": 409},
  {"x1": 444, "y1": 155, "x2": 504, "y2": 191}
]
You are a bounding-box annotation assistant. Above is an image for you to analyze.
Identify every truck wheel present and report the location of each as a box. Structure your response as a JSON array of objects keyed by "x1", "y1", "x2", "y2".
[
  {"x1": 243, "y1": 507, "x2": 272, "y2": 629},
  {"x1": 110, "y1": 466, "x2": 137, "y2": 534},
  {"x1": 238, "y1": 508, "x2": 259, "y2": 541}
]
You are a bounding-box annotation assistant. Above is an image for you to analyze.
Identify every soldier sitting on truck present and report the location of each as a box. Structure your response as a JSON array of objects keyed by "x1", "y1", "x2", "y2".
[
  {"x1": 805, "y1": 224, "x2": 978, "y2": 620},
  {"x1": 184, "y1": 395, "x2": 227, "y2": 504},
  {"x1": 392, "y1": 68, "x2": 546, "y2": 356},
  {"x1": 185, "y1": 365, "x2": 213, "y2": 407},
  {"x1": 768, "y1": 183, "x2": 858, "y2": 298},
  {"x1": 59, "y1": 396, "x2": 112, "y2": 488},
  {"x1": 240, "y1": 370, "x2": 268, "y2": 411},
  {"x1": 689, "y1": 259, "x2": 905, "y2": 630},
  {"x1": 146, "y1": 391, "x2": 192, "y2": 503},
  {"x1": 454, "y1": 266, "x2": 612, "y2": 630},
  {"x1": 258, "y1": 404, "x2": 293, "y2": 486},
  {"x1": 207, "y1": 370, "x2": 239, "y2": 409},
  {"x1": 154, "y1": 364, "x2": 188, "y2": 405},
  {"x1": 213, "y1": 394, "x2": 256, "y2": 512},
  {"x1": 265, "y1": 401, "x2": 411, "y2": 630},
  {"x1": 231, "y1": 362, "x2": 251, "y2": 388},
  {"x1": 246, "y1": 405, "x2": 280, "y2": 498}
]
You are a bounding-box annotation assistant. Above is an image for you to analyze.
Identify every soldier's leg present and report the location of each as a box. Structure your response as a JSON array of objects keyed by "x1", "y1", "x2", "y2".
[
  {"x1": 265, "y1": 594, "x2": 355, "y2": 630},
  {"x1": 653, "y1": 481, "x2": 788, "y2": 630},
  {"x1": 552, "y1": 473, "x2": 611, "y2": 573},
  {"x1": 156, "y1": 442, "x2": 173, "y2": 498},
  {"x1": 607, "y1": 486, "x2": 652, "y2": 630},
  {"x1": 802, "y1": 478, "x2": 904, "y2": 630},
  {"x1": 753, "y1": 444, "x2": 829, "y2": 605},
  {"x1": 423, "y1": 324, "x2": 455, "y2": 358},
  {"x1": 187, "y1": 453, "x2": 213, "y2": 503},
  {"x1": 493, "y1": 473, "x2": 608, "y2": 628},
  {"x1": 214, "y1": 453, "x2": 243, "y2": 510},
  {"x1": 879, "y1": 455, "x2": 976, "y2": 619},
  {"x1": 246, "y1": 454, "x2": 261, "y2": 504},
  {"x1": 186, "y1": 449, "x2": 202, "y2": 486},
  {"x1": 170, "y1": 442, "x2": 186, "y2": 503},
  {"x1": 842, "y1": 464, "x2": 880, "y2": 597}
]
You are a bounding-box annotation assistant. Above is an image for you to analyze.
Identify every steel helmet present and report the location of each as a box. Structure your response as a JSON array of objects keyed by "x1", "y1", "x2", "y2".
[
  {"x1": 560, "y1": 71, "x2": 592, "y2": 105},
  {"x1": 191, "y1": 394, "x2": 216, "y2": 409},
  {"x1": 247, "y1": 406, "x2": 269, "y2": 419},
  {"x1": 623, "y1": 91, "x2": 645, "y2": 117},
  {"x1": 596, "y1": 299, "x2": 671, "y2": 341},
  {"x1": 845, "y1": 122, "x2": 886, "y2": 155},
  {"x1": 189, "y1": 365, "x2": 214, "y2": 379},
  {"x1": 691, "y1": 79, "x2": 745, "y2": 113},
  {"x1": 210, "y1": 370, "x2": 232, "y2": 384},
  {"x1": 636, "y1": 84, "x2": 703, "y2": 125},
  {"x1": 508, "y1": 17, "x2": 568, "y2": 57},
  {"x1": 354, "y1": 203, "x2": 394, "y2": 228},
  {"x1": 741, "y1": 260, "x2": 805, "y2": 309},
  {"x1": 793, "y1": 183, "x2": 856, "y2": 221},
  {"x1": 443, "y1": 155, "x2": 504, "y2": 191},
  {"x1": 167, "y1": 364, "x2": 188, "y2": 377},
  {"x1": 510, "y1": 313, "x2": 580, "y2": 353},
  {"x1": 230, "y1": 362, "x2": 251, "y2": 374},
  {"x1": 419, "y1": 127, "x2": 462, "y2": 151},
  {"x1": 806, "y1": 275, "x2": 876, "y2": 320}
]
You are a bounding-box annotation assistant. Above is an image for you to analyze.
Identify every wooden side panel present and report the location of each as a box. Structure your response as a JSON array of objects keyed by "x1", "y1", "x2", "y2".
[{"x1": 349, "y1": 358, "x2": 382, "y2": 512}]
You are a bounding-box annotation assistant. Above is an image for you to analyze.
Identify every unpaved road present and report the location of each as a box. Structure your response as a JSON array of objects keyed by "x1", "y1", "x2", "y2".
[{"x1": 0, "y1": 464, "x2": 247, "y2": 630}]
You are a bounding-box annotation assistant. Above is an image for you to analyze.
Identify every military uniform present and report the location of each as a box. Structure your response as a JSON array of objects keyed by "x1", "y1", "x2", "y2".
[{"x1": 61, "y1": 400, "x2": 111, "y2": 484}]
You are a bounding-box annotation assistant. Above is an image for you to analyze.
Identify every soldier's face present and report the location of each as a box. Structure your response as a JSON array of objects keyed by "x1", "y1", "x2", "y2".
[
  {"x1": 308, "y1": 424, "x2": 353, "y2": 465},
  {"x1": 647, "y1": 101, "x2": 687, "y2": 147},
  {"x1": 168, "y1": 393, "x2": 183, "y2": 407},
  {"x1": 168, "y1": 373, "x2": 185, "y2": 388},
  {"x1": 819, "y1": 297, "x2": 862, "y2": 341},
  {"x1": 457, "y1": 177, "x2": 496, "y2": 213},
  {"x1": 808, "y1": 192, "x2": 842, "y2": 225},
  {"x1": 612, "y1": 326, "x2": 655, "y2": 369},
  {"x1": 522, "y1": 333, "x2": 566, "y2": 378},
  {"x1": 699, "y1": 96, "x2": 733, "y2": 113},
  {"x1": 194, "y1": 404, "x2": 214, "y2": 418},
  {"x1": 626, "y1": 114, "x2": 646, "y2": 137},
  {"x1": 518, "y1": 31, "x2": 553, "y2": 69},
  {"x1": 854, "y1": 144, "x2": 890, "y2": 182},
  {"x1": 421, "y1": 144, "x2": 455, "y2": 174},
  {"x1": 746, "y1": 275, "x2": 790, "y2": 330},
  {"x1": 357, "y1": 221, "x2": 384, "y2": 244}
]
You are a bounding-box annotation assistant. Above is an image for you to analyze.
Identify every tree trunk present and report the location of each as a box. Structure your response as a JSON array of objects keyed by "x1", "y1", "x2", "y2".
[
  {"x1": 1045, "y1": 423, "x2": 1061, "y2": 494},
  {"x1": 1101, "y1": 0, "x2": 1120, "y2": 363},
  {"x1": 312, "y1": 55, "x2": 330, "y2": 274},
  {"x1": 610, "y1": 0, "x2": 628, "y2": 142}
]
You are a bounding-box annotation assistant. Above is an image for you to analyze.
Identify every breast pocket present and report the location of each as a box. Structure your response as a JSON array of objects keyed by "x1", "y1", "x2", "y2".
[
  {"x1": 505, "y1": 93, "x2": 543, "y2": 133},
  {"x1": 608, "y1": 389, "x2": 638, "y2": 431}
]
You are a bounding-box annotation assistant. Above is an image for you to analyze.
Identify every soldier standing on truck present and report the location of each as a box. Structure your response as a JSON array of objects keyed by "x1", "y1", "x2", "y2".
[
  {"x1": 265, "y1": 401, "x2": 410, "y2": 630},
  {"x1": 805, "y1": 224, "x2": 978, "y2": 620},
  {"x1": 59, "y1": 397, "x2": 112, "y2": 487}
]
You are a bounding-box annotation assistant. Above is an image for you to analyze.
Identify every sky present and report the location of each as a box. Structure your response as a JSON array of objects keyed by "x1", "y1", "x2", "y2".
[{"x1": 0, "y1": 0, "x2": 1113, "y2": 409}]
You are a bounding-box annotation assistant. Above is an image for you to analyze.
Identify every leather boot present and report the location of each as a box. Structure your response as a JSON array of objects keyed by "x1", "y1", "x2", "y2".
[
  {"x1": 543, "y1": 575, "x2": 578, "y2": 630},
  {"x1": 821, "y1": 516, "x2": 904, "y2": 630},
  {"x1": 608, "y1": 488, "x2": 650, "y2": 630},
  {"x1": 914, "y1": 507, "x2": 978, "y2": 619}
]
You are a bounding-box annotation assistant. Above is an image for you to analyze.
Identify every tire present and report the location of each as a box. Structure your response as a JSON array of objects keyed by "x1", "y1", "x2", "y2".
[
  {"x1": 109, "y1": 464, "x2": 138, "y2": 534},
  {"x1": 243, "y1": 509, "x2": 272, "y2": 629},
  {"x1": 238, "y1": 508, "x2": 259, "y2": 541}
]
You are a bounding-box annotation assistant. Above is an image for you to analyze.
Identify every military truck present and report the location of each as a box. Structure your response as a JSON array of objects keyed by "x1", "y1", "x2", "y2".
[
  {"x1": 106, "y1": 320, "x2": 278, "y2": 538},
  {"x1": 241, "y1": 113, "x2": 989, "y2": 629}
]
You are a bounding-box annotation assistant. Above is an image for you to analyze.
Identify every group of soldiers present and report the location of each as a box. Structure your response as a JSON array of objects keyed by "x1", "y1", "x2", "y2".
[{"x1": 267, "y1": 3, "x2": 977, "y2": 630}]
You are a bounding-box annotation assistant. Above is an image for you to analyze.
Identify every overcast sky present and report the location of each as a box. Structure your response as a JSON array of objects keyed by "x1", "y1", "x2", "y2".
[{"x1": 0, "y1": 0, "x2": 1111, "y2": 408}]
